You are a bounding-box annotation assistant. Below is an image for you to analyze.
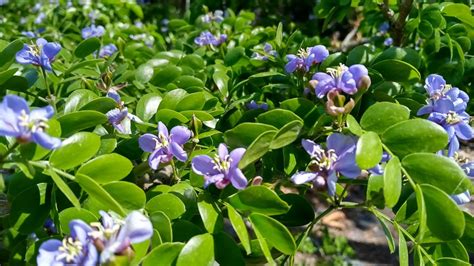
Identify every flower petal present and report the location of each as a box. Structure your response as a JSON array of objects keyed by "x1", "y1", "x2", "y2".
[
  {"x1": 170, "y1": 142, "x2": 187, "y2": 162},
  {"x1": 157, "y1": 122, "x2": 169, "y2": 138},
  {"x1": 30, "y1": 105, "x2": 55, "y2": 120},
  {"x1": 335, "y1": 150, "x2": 361, "y2": 178},
  {"x1": 326, "y1": 133, "x2": 357, "y2": 155},
  {"x1": 148, "y1": 149, "x2": 167, "y2": 170},
  {"x1": 229, "y1": 168, "x2": 247, "y2": 190},
  {"x1": 218, "y1": 143, "x2": 229, "y2": 160},
  {"x1": 32, "y1": 131, "x2": 61, "y2": 149},
  {"x1": 3, "y1": 95, "x2": 29, "y2": 114},
  {"x1": 170, "y1": 126, "x2": 191, "y2": 145},
  {"x1": 37, "y1": 239, "x2": 62, "y2": 266},
  {"x1": 454, "y1": 122, "x2": 474, "y2": 140},
  {"x1": 117, "y1": 211, "x2": 153, "y2": 244},
  {"x1": 327, "y1": 171, "x2": 338, "y2": 196},
  {"x1": 69, "y1": 219, "x2": 93, "y2": 243},
  {"x1": 192, "y1": 155, "x2": 219, "y2": 176},
  {"x1": 450, "y1": 190, "x2": 471, "y2": 205},
  {"x1": 291, "y1": 171, "x2": 317, "y2": 184},
  {"x1": 138, "y1": 133, "x2": 158, "y2": 152},
  {"x1": 42, "y1": 42, "x2": 61, "y2": 61},
  {"x1": 229, "y1": 148, "x2": 246, "y2": 168}
]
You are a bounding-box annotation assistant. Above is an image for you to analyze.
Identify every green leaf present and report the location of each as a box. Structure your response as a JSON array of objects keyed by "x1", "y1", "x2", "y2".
[
  {"x1": 371, "y1": 59, "x2": 421, "y2": 83},
  {"x1": 136, "y1": 63, "x2": 154, "y2": 83},
  {"x1": 383, "y1": 157, "x2": 402, "y2": 208},
  {"x1": 64, "y1": 89, "x2": 98, "y2": 114},
  {"x1": 224, "y1": 123, "x2": 277, "y2": 148},
  {"x1": 79, "y1": 97, "x2": 117, "y2": 113},
  {"x1": 432, "y1": 240, "x2": 469, "y2": 262},
  {"x1": 228, "y1": 186, "x2": 290, "y2": 215},
  {"x1": 414, "y1": 185, "x2": 427, "y2": 241},
  {"x1": 50, "y1": 132, "x2": 100, "y2": 170},
  {"x1": 158, "y1": 89, "x2": 187, "y2": 110},
  {"x1": 174, "y1": 75, "x2": 204, "y2": 89},
  {"x1": 225, "y1": 47, "x2": 246, "y2": 66},
  {"x1": 398, "y1": 228, "x2": 409, "y2": 266},
  {"x1": 149, "y1": 211, "x2": 173, "y2": 243},
  {"x1": 377, "y1": 217, "x2": 395, "y2": 253},
  {"x1": 57, "y1": 110, "x2": 107, "y2": 136},
  {"x1": 402, "y1": 153, "x2": 471, "y2": 194},
  {"x1": 346, "y1": 45, "x2": 372, "y2": 65},
  {"x1": 142, "y1": 243, "x2": 184, "y2": 266},
  {"x1": 197, "y1": 193, "x2": 224, "y2": 233},
  {"x1": 213, "y1": 71, "x2": 229, "y2": 100},
  {"x1": 360, "y1": 102, "x2": 410, "y2": 135},
  {"x1": 214, "y1": 232, "x2": 246, "y2": 266},
  {"x1": 436, "y1": 258, "x2": 471, "y2": 266},
  {"x1": 418, "y1": 20, "x2": 434, "y2": 38},
  {"x1": 136, "y1": 93, "x2": 162, "y2": 122},
  {"x1": 371, "y1": 47, "x2": 421, "y2": 68},
  {"x1": 0, "y1": 39, "x2": 23, "y2": 68},
  {"x1": 275, "y1": 22, "x2": 283, "y2": 47},
  {"x1": 269, "y1": 120, "x2": 302, "y2": 150},
  {"x1": 366, "y1": 175, "x2": 385, "y2": 208},
  {"x1": 271, "y1": 193, "x2": 315, "y2": 226},
  {"x1": 176, "y1": 92, "x2": 206, "y2": 111},
  {"x1": 257, "y1": 109, "x2": 303, "y2": 129},
  {"x1": 75, "y1": 174, "x2": 125, "y2": 216},
  {"x1": 74, "y1": 38, "x2": 101, "y2": 58},
  {"x1": 100, "y1": 181, "x2": 146, "y2": 210},
  {"x1": 460, "y1": 212, "x2": 474, "y2": 252},
  {"x1": 59, "y1": 208, "x2": 97, "y2": 234},
  {"x1": 421, "y1": 184, "x2": 465, "y2": 241},
  {"x1": 150, "y1": 65, "x2": 182, "y2": 87},
  {"x1": 77, "y1": 153, "x2": 133, "y2": 183},
  {"x1": 146, "y1": 193, "x2": 186, "y2": 220},
  {"x1": 346, "y1": 114, "x2": 362, "y2": 136},
  {"x1": 47, "y1": 168, "x2": 80, "y2": 209},
  {"x1": 356, "y1": 131, "x2": 382, "y2": 169},
  {"x1": 156, "y1": 109, "x2": 189, "y2": 124},
  {"x1": 249, "y1": 213, "x2": 296, "y2": 255},
  {"x1": 225, "y1": 203, "x2": 251, "y2": 255},
  {"x1": 9, "y1": 184, "x2": 50, "y2": 233},
  {"x1": 239, "y1": 130, "x2": 277, "y2": 169},
  {"x1": 382, "y1": 119, "x2": 448, "y2": 158},
  {"x1": 176, "y1": 233, "x2": 214, "y2": 266},
  {"x1": 442, "y1": 3, "x2": 474, "y2": 27}
]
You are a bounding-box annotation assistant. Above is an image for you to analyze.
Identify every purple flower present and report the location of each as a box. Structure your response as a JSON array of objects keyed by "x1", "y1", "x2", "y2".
[
  {"x1": 311, "y1": 64, "x2": 370, "y2": 98},
  {"x1": 379, "y1": 22, "x2": 389, "y2": 34},
  {"x1": 37, "y1": 220, "x2": 98, "y2": 266},
  {"x1": 16, "y1": 38, "x2": 61, "y2": 71},
  {"x1": 192, "y1": 143, "x2": 247, "y2": 190},
  {"x1": 21, "y1": 31, "x2": 36, "y2": 38},
  {"x1": 139, "y1": 122, "x2": 191, "y2": 169},
  {"x1": 252, "y1": 43, "x2": 277, "y2": 61},
  {"x1": 89, "y1": 211, "x2": 153, "y2": 263},
  {"x1": 88, "y1": 10, "x2": 99, "y2": 22},
  {"x1": 417, "y1": 74, "x2": 469, "y2": 116},
  {"x1": 384, "y1": 37, "x2": 393, "y2": 46},
  {"x1": 451, "y1": 190, "x2": 471, "y2": 205},
  {"x1": 291, "y1": 134, "x2": 361, "y2": 196},
  {"x1": 285, "y1": 45, "x2": 329, "y2": 73},
  {"x1": 81, "y1": 25, "x2": 105, "y2": 39},
  {"x1": 246, "y1": 100, "x2": 268, "y2": 111},
  {"x1": 194, "y1": 31, "x2": 227, "y2": 47},
  {"x1": 35, "y1": 12, "x2": 46, "y2": 24},
  {"x1": 105, "y1": 89, "x2": 141, "y2": 134},
  {"x1": 0, "y1": 95, "x2": 61, "y2": 149},
  {"x1": 99, "y1": 44, "x2": 117, "y2": 58}
]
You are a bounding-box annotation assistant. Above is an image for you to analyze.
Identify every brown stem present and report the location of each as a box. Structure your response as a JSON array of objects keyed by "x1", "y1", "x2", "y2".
[{"x1": 379, "y1": 0, "x2": 414, "y2": 47}]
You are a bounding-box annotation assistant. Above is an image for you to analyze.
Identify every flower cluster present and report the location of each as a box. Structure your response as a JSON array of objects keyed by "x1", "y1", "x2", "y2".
[
  {"x1": 202, "y1": 10, "x2": 224, "y2": 23},
  {"x1": 194, "y1": 31, "x2": 227, "y2": 47},
  {"x1": 139, "y1": 122, "x2": 192, "y2": 170},
  {"x1": 37, "y1": 211, "x2": 153, "y2": 265},
  {"x1": 291, "y1": 134, "x2": 361, "y2": 196},
  {"x1": 82, "y1": 25, "x2": 105, "y2": 39},
  {"x1": 192, "y1": 143, "x2": 248, "y2": 190},
  {"x1": 417, "y1": 74, "x2": 473, "y2": 157},
  {"x1": 99, "y1": 43, "x2": 117, "y2": 58},
  {"x1": 251, "y1": 43, "x2": 277, "y2": 61},
  {"x1": 130, "y1": 33, "x2": 154, "y2": 47},
  {"x1": 247, "y1": 100, "x2": 268, "y2": 111},
  {"x1": 16, "y1": 38, "x2": 61, "y2": 71},
  {"x1": 285, "y1": 45, "x2": 329, "y2": 73},
  {"x1": 0, "y1": 95, "x2": 61, "y2": 149}
]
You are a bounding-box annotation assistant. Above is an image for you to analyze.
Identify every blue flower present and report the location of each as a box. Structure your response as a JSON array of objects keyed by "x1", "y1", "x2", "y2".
[
  {"x1": 192, "y1": 143, "x2": 248, "y2": 189},
  {"x1": 16, "y1": 38, "x2": 61, "y2": 71},
  {"x1": 194, "y1": 31, "x2": 227, "y2": 47},
  {"x1": 451, "y1": 190, "x2": 471, "y2": 205},
  {"x1": 379, "y1": 22, "x2": 389, "y2": 34},
  {"x1": 311, "y1": 64, "x2": 370, "y2": 98},
  {"x1": 35, "y1": 12, "x2": 46, "y2": 24},
  {"x1": 89, "y1": 211, "x2": 153, "y2": 264},
  {"x1": 37, "y1": 220, "x2": 98, "y2": 266},
  {"x1": 0, "y1": 95, "x2": 61, "y2": 149},
  {"x1": 246, "y1": 100, "x2": 268, "y2": 111},
  {"x1": 99, "y1": 44, "x2": 117, "y2": 58},
  {"x1": 252, "y1": 43, "x2": 277, "y2": 61},
  {"x1": 291, "y1": 134, "x2": 361, "y2": 196},
  {"x1": 285, "y1": 45, "x2": 328, "y2": 73},
  {"x1": 202, "y1": 10, "x2": 224, "y2": 23},
  {"x1": 21, "y1": 31, "x2": 36, "y2": 38},
  {"x1": 81, "y1": 25, "x2": 105, "y2": 39},
  {"x1": 105, "y1": 88, "x2": 141, "y2": 134},
  {"x1": 139, "y1": 122, "x2": 192, "y2": 169},
  {"x1": 384, "y1": 37, "x2": 393, "y2": 46}
]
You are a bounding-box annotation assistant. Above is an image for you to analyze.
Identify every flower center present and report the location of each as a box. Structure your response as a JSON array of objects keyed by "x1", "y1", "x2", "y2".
[
  {"x1": 446, "y1": 111, "x2": 461, "y2": 124},
  {"x1": 326, "y1": 64, "x2": 348, "y2": 79},
  {"x1": 57, "y1": 237, "x2": 83, "y2": 263},
  {"x1": 213, "y1": 154, "x2": 232, "y2": 172},
  {"x1": 297, "y1": 48, "x2": 310, "y2": 58},
  {"x1": 311, "y1": 146, "x2": 338, "y2": 171},
  {"x1": 154, "y1": 132, "x2": 169, "y2": 149},
  {"x1": 89, "y1": 221, "x2": 121, "y2": 240},
  {"x1": 431, "y1": 84, "x2": 452, "y2": 100},
  {"x1": 18, "y1": 110, "x2": 48, "y2": 133}
]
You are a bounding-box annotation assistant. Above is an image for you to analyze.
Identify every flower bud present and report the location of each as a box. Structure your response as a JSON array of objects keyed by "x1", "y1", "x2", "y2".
[{"x1": 357, "y1": 75, "x2": 371, "y2": 91}]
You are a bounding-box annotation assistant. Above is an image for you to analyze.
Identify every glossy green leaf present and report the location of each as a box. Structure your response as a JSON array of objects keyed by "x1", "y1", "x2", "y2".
[
  {"x1": 442, "y1": 3, "x2": 474, "y2": 27},
  {"x1": 142, "y1": 243, "x2": 184, "y2": 266},
  {"x1": 150, "y1": 65, "x2": 182, "y2": 87},
  {"x1": 269, "y1": 120, "x2": 302, "y2": 150},
  {"x1": 249, "y1": 213, "x2": 296, "y2": 255},
  {"x1": 9, "y1": 184, "x2": 50, "y2": 234},
  {"x1": 372, "y1": 59, "x2": 421, "y2": 83},
  {"x1": 402, "y1": 153, "x2": 471, "y2": 194},
  {"x1": 136, "y1": 93, "x2": 162, "y2": 122},
  {"x1": 136, "y1": 63, "x2": 154, "y2": 83},
  {"x1": 239, "y1": 130, "x2": 277, "y2": 169},
  {"x1": 377, "y1": 217, "x2": 395, "y2": 253},
  {"x1": 79, "y1": 97, "x2": 116, "y2": 113},
  {"x1": 398, "y1": 227, "x2": 408, "y2": 266},
  {"x1": 47, "y1": 168, "x2": 80, "y2": 209},
  {"x1": 213, "y1": 70, "x2": 229, "y2": 100},
  {"x1": 225, "y1": 203, "x2": 251, "y2": 255},
  {"x1": 436, "y1": 258, "x2": 471, "y2": 266},
  {"x1": 146, "y1": 193, "x2": 186, "y2": 220},
  {"x1": 421, "y1": 184, "x2": 465, "y2": 241},
  {"x1": 197, "y1": 193, "x2": 223, "y2": 233},
  {"x1": 372, "y1": 47, "x2": 421, "y2": 69},
  {"x1": 256, "y1": 109, "x2": 303, "y2": 129},
  {"x1": 214, "y1": 232, "x2": 246, "y2": 266},
  {"x1": 100, "y1": 181, "x2": 146, "y2": 210},
  {"x1": 75, "y1": 174, "x2": 125, "y2": 216},
  {"x1": 158, "y1": 89, "x2": 187, "y2": 110},
  {"x1": 432, "y1": 240, "x2": 469, "y2": 262},
  {"x1": 460, "y1": 212, "x2": 474, "y2": 252},
  {"x1": 271, "y1": 193, "x2": 314, "y2": 226},
  {"x1": 50, "y1": 132, "x2": 100, "y2": 170},
  {"x1": 383, "y1": 157, "x2": 402, "y2": 208},
  {"x1": 74, "y1": 37, "x2": 101, "y2": 58},
  {"x1": 414, "y1": 185, "x2": 427, "y2": 242},
  {"x1": 228, "y1": 186, "x2": 290, "y2": 215},
  {"x1": 356, "y1": 131, "x2": 382, "y2": 169},
  {"x1": 0, "y1": 39, "x2": 23, "y2": 68},
  {"x1": 77, "y1": 153, "x2": 133, "y2": 183},
  {"x1": 64, "y1": 89, "x2": 98, "y2": 114},
  {"x1": 382, "y1": 119, "x2": 448, "y2": 158},
  {"x1": 59, "y1": 208, "x2": 97, "y2": 234},
  {"x1": 346, "y1": 114, "x2": 362, "y2": 136},
  {"x1": 224, "y1": 123, "x2": 277, "y2": 148},
  {"x1": 57, "y1": 110, "x2": 107, "y2": 136},
  {"x1": 360, "y1": 102, "x2": 410, "y2": 135},
  {"x1": 149, "y1": 211, "x2": 172, "y2": 243},
  {"x1": 176, "y1": 233, "x2": 214, "y2": 266},
  {"x1": 366, "y1": 175, "x2": 385, "y2": 208}
]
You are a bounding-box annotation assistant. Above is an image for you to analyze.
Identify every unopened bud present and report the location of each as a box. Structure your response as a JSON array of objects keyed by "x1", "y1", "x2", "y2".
[
  {"x1": 251, "y1": 176, "x2": 263, "y2": 186},
  {"x1": 358, "y1": 75, "x2": 371, "y2": 91}
]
